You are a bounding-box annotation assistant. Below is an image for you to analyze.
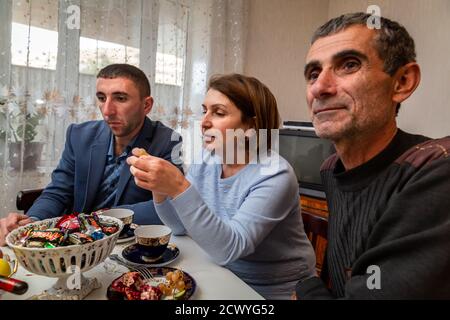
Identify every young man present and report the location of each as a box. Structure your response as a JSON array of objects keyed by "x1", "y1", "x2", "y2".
[
  {"x1": 0, "y1": 64, "x2": 182, "y2": 246},
  {"x1": 296, "y1": 13, "x2": 450, "y2": 299}
]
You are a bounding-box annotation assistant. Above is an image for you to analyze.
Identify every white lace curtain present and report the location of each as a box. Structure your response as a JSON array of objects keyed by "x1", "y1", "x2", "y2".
[{"x1": 0, "y1": 0, "x2": 248, "y2": 216}]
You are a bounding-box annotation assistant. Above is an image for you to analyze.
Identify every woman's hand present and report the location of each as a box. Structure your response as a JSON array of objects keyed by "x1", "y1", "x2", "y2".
[{"x1": 127, "y1": 148, "x2": 190, "y2": 199}]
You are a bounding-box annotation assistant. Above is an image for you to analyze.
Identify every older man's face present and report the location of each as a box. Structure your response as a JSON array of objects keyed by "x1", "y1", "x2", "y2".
[{"x1": 304, "y1": 25, "x2": 397, "y2": 142}]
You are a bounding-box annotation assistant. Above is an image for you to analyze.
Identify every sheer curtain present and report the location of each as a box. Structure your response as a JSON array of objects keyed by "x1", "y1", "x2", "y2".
[{"x1": 0, "y1": 0, "x2": 247, "y2": 216}]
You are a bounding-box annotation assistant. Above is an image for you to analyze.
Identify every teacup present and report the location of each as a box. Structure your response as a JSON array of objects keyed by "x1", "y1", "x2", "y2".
[
  {"x1": 101, "y1": 209, "x2": 134, "y2": 237},
  {"x1": 134, "y1": 225, "x2": 172, "y2": 262}
]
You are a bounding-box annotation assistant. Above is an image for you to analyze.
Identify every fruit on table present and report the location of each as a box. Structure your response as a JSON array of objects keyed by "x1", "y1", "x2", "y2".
[
  {"x1": 174, "y1": 290, "x2": 186, "y2": 300},
  {"x1": 0, "y1": 258, "x2": 11, "y2": 277},
  {"x1": 160, "y1": 270, "x2": 186, "y2": 298}
]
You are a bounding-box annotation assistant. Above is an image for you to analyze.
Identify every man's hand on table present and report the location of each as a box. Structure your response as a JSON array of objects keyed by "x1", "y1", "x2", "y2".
[{"x1": 0, "y1": 213, "x2": 33, "y2": 246}]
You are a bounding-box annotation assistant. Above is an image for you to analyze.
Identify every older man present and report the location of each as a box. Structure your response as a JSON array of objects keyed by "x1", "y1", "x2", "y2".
[
  {"x1": 0, "y1": 64, "x2": 182, "y2": 246},
  {"x1": 296, "y1": 13, "x2": 450, "y2": 299}
]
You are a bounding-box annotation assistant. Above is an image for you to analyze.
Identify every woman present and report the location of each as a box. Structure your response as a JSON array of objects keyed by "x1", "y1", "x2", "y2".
[{"x1": 127, "y1": 74, "x2": 316, "y2": 299}]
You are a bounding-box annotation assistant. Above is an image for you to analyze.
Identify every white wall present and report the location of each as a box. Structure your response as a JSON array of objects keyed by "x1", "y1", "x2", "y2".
[
  {"x1": 245, "y1": 0, "x2": 450, "y2": 138},
  {"x1": 245, "y1": 0, "x2": 329, "y2": 122}
]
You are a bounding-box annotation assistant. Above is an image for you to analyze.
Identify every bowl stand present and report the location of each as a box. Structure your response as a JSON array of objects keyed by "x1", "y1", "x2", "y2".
[{"x1": 29, "y1": 273, "x2": 101, "y2": 300}]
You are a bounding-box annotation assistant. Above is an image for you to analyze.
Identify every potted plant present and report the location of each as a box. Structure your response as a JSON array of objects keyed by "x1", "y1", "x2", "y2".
[
  {"x1": 8, "y1": 113, "x2": 44, "y2": 171},
  {"x1": 0, "y1": 92, "x2": 45, "y2": 171}
]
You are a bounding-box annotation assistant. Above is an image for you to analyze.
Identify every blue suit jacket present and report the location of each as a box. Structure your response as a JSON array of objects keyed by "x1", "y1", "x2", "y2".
[{"x1": 27, "y1": 117, "x2": 183, "y2": 225}]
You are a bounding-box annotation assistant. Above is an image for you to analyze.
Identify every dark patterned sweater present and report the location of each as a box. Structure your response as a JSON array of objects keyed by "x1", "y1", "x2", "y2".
[{"x1": 296, "y1": 129, "x2": 450, "y2": 299}]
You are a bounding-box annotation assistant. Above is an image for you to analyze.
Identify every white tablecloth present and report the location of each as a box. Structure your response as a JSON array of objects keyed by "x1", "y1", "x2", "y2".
[{"x1": 1, "y1": 235, "x2": 264, "y2": 300}]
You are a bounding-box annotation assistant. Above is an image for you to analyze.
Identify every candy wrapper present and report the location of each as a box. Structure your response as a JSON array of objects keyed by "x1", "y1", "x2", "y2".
[
  {"x1": 55, "y1": 213, "x2": 80, "y2": 233},
  {"x1": 99, "y1": 220, "x2": 119, "y2": 235},
  {"x1": 26, "y1": 230, "x2": 63, "y2": 245},
  {"x1": 68, "y1": 232, "x2": 94, "y2": 245}
]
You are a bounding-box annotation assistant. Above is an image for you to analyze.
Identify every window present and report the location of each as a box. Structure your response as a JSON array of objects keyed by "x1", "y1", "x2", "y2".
[
  {"x1": 11, "y1": 0, "x2": 58, "y2": 70},
  {"x1": 78, "y1": 0, "x2": 188, "y2": 86},
  {"x1": 79, "y1": 37, "x2": 140, "y2": 75},
  {"x1": 10, "y1": 0, "x2": 188, "y2": 82},
  {"x1": 11, "y1": 23, "x2": 58, "y2": 70},
  {"x1": 155, "y1": 0, "x2": 188, "y2": 86}
]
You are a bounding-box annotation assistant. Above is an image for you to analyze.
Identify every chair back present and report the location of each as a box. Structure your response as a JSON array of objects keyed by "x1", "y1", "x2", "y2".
[
  {"x1": 302, "y1": 211, "x2": 329, "y2": 284},
  {"x1": 16, "y1": 188, "x2": 44, "y2": 213}
]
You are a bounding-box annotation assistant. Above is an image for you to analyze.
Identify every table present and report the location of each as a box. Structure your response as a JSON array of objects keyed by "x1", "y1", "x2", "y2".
[{"x1": 1, "y1": 235, "x2": 264, "y2": 300}]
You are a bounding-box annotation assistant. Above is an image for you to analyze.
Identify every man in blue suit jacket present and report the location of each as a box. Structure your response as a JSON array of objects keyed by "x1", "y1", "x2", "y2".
[{"x1": 0, "y1": 64, "x2": 182, "y2": 245}]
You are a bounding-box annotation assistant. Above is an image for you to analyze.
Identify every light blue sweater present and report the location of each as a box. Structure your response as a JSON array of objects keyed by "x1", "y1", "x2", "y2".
[{"x1": 155, "y1": 152, "x2": 316, "y2": 299}]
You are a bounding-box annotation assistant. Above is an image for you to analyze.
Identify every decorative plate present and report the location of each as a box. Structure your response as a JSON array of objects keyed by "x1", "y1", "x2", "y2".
[{"x1": 106, "y1": 267, "x2": 196, "y2": 300}]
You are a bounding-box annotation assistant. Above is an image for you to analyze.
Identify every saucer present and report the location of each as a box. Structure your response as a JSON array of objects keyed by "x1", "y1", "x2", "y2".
[
  {"x1": 116, "y1": 224, "x2": 138, "y2": 244},
  {"x1": 116, "y1": 228, "x2": 135, "y2": 244},
  {"x1": 121, "y1": 243, "x2": 179, "y2": 267}
]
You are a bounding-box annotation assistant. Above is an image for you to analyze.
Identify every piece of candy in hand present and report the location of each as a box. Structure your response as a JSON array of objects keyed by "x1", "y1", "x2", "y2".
[{"x1": 136, "y1": 148, "x2": 150, "y2": 158}]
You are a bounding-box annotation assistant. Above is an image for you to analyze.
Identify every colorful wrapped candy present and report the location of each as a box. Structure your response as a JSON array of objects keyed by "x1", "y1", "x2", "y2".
[
  {"x1": 99, "y1": 220, "x2": 119, "y2": 235},
  {"x1": 55, "y1": 213, "x2": 80, "y2": 233},
  {"x1": 26, "y1": 241, "x2": 46, "y2": 248},
  {"x1": 26, "y1": 230, "x2": 63, "y2": 244},
  {"x1": 78, "y1": 213, "x2": 106, "y2": 240},
  {"x1": 68, "y1": 232, "x2": 94, "y2": 245},
  {"x1": 18, "y1": 212, "x2": 119, "y2": 248}
]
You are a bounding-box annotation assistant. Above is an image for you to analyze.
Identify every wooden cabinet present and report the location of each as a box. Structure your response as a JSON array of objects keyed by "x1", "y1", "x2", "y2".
[
  {"x1": 300, "y1": 195, "x2": 329, "y2": 276},
  {"x1": 300, "y1": 195, "x2": 328, "y2": 218}
]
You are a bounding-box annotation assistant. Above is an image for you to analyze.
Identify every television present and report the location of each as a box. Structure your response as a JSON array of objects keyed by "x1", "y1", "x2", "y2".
[{"x1": 278, "y1": 121, "x2": 335, "y2": 199}]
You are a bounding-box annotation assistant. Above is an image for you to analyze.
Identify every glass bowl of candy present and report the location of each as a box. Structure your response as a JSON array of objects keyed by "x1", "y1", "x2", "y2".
[{"x1": 5, "y1": 212, "x2": 123, "y2": 300}]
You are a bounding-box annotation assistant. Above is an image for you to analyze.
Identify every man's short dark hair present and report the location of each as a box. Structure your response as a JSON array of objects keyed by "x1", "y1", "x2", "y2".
[
  {"x1": 97, "y1": 64, "x2": 151, "y2": 98},
  {"x1": 311, "y1": 12, "x2": 417, "y2": 114}
]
